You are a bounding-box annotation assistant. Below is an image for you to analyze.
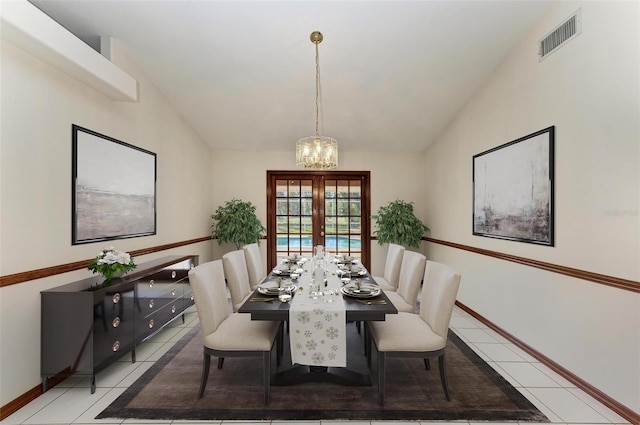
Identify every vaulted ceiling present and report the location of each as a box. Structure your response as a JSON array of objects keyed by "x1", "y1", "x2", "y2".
[{"x1": 29, "y1": 1, "x2": 551, "y2": 153}]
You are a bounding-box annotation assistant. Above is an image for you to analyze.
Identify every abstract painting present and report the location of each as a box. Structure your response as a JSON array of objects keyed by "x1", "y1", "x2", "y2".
[
  {"x1": 473, "y1": 126, "x2": 554, "y2": 246},
  {"x1": 72, "y1": 125, "x2": 156, "y2": 245}
]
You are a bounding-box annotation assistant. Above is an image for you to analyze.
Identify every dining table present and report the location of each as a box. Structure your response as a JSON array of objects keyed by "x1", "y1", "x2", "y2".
[{"x1": 238, "y1": 254, "x2": 398, "y2": 386}]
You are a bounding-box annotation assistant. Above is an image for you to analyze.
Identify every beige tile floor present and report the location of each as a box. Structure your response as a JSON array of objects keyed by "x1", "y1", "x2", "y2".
[{"x1": 1, "y1": 306, "x2": 631, "y2": 425}]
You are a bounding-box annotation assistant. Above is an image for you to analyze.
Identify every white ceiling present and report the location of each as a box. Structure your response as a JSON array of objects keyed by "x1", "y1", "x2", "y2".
[{"x1": 29, "y1": 0, "x2": 551, "y2": 153}]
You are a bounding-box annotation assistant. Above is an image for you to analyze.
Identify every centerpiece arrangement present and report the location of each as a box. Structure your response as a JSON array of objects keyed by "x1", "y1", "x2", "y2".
[{"x1": 87, "y1": 247, "x2": 137, "y2": 288}]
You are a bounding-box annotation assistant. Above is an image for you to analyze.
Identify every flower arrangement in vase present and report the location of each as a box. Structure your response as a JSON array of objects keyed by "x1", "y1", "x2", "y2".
[{"x1": 87, "y1": 247, "x2": 137, "y2": 289}]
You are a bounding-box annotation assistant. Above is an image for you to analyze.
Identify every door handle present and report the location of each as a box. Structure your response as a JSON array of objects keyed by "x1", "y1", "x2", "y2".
[{"x1": 320, "y1": 231, "x2": 325, "y2": 236}]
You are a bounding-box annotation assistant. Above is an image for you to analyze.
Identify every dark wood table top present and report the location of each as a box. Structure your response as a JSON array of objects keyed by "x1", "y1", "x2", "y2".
[{"x1": 238, "y1": 275, "x2": 398, "y2": 322}]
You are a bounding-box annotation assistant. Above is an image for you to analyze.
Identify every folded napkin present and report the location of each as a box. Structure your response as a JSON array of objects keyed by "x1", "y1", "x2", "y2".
[{"x1": 289, "y1": 291, "x2": 346, "y2": 367}]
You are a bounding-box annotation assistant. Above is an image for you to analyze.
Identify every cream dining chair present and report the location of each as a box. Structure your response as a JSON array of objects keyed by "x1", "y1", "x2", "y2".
[
  {"x1": 222, "y1": 249, "x2": 253, "y2": 312},
  {"x1": 372, "y1": 243, "x2": 405, "y2": 291},
  {"x1": 367, "y1": 260, "x2": 461, "y2": 405},
  {"x1": 243, "y1": 243, "x2": 265, "y2": 290},
  {"x1": 188, "y1": 260, "x2": 281, "y2": 404},
  {"x1": 383, "y1": 250, "x2": 426, "y2": 313}
]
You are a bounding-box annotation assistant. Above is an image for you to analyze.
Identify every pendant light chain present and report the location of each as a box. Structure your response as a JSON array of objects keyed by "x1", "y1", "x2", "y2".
[
  {"x1": 315, "y1": 40, "x2": 320, "y2": 138},
  {"x1": 296, "y1": 30, "x2": 338, "y2": 170}
]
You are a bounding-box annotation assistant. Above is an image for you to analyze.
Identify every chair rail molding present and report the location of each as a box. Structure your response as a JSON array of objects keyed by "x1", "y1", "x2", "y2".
[
  {"x1": 425, "y1": 237, "x2": 639, "y2": 293},
  {"x1": 0, "y1": 237, "x2": 211, "y2": 288}
]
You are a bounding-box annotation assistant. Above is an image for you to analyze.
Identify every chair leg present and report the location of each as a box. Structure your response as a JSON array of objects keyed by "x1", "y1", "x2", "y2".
[
  {"x1": 263, "y1": 351, "x2": 271, "y2": 405},
  {"x1": 198, "y1": 351, "x2": 211, "y2": 399},
  {"x1": 356, "y1": 320, "x2": 361, "y2": 334},
  {"x1": 217, "y1": 357, "x2": 224, "y2": 369},
  {"x1": 424, "y1": 358, "x2": 431, "y2": 370},
  {"x1": 378, "y1": 351, "x2": 386, "y2": 406},
  {"x1": 438, "y1": 353, "x2": 451, "y2": 401}
]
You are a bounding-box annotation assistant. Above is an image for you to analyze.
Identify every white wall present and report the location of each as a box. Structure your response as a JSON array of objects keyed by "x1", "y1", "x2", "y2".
[
  {"x1": 424, "y1": 1, "x2": 639, "y2": 411},
  {"x1": 209, "y1": 150, "x2": 428, "y2": 271},
  {"x1": 0, "y1": 37, "x2": 214, "y2": 405}
]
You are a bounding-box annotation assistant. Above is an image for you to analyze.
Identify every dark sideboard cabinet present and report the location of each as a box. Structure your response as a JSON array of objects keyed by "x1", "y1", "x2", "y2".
[{"x1": 41, "y1": 255, "x2": 198, "y2": 393}]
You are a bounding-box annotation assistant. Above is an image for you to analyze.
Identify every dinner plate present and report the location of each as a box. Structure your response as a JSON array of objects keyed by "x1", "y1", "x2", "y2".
[
  {"x1": 340, "y1": 283, "x2": 381, "y2": 299},
  {"x1": 335, "y1": 257, "x2": 358, "y2": 265},
  {"x1": 336, "y1": 268, "x2": 367, "y2": 277},
  {"x1": 257, "y1": 282, "x2": 298, "y2": 296}
]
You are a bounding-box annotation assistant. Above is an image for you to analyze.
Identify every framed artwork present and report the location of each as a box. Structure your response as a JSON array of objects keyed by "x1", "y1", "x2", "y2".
[
  {"x1": 473, "y1": 126, "x2": 555, "y2": 246},
  {"x1": 72, "y1": 124, "x2": 156, "y2": 245}
]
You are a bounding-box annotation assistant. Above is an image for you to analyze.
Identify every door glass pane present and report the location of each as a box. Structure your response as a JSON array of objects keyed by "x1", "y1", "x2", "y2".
[
  {"x1": 301, "y1": 216, "x2": 313, "y2": 234},
  {"x1": 301, "y1": 199, "x2": 313, "y2": 216},
  {"x1": 275, "y1": 179, "x2": 312, "y2": 259},
  {"x1": 276, "y1": 216, "x2": 288, "y2": 233},
  {"x1": 276, "y1": 180, "x2": 288, "y2": 196},
  {"x1": 324, "y1": 179, "x2": 362, "y2": 259},
  {"x1": 288, "y1": 198, "x2": 300, "y2": 215},
  {"x1": 301, "y1": 180, "x2": 313, "y2": 197}
]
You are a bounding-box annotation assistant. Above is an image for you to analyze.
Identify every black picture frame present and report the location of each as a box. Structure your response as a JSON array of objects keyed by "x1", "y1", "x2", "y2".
[
  {"x1": 472, "y1": 126, "x2": 555, "y2": 246},
  {"x1": 72, "y1": 124, "x2": 156, "y2": 245}
]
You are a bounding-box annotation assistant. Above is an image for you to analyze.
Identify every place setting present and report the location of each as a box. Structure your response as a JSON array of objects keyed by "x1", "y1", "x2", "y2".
[
  {"x1": 249, "y1": 278, "x2": 298, "y2": 303},
  {"x1": 339, "y1": 280, "x2": 383, "y2": 300}
]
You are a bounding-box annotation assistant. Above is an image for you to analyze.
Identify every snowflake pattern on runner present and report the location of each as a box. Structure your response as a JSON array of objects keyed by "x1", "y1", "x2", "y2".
[
  {"x1": 326, "y1": 327, "x2": 339, "y2": 339},
  {"x1": 288, "y1": 268, "x2": 348, "y2": 367}
]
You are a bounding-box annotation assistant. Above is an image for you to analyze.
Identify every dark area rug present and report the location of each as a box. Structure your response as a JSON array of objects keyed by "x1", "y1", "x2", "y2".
[{"x1": 97, "y1": 323, "x2": 548, "y2": 421}]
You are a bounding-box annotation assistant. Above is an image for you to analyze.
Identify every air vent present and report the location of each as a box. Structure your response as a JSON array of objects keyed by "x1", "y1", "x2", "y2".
[{"x1": 539, "y1": 9, "x2": 582, "y2": 61}]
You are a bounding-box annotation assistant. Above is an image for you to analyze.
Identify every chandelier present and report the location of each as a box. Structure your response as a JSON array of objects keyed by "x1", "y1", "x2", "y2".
[{"x1": 296, "y1": 31, "x2": 338, "y2": 170}]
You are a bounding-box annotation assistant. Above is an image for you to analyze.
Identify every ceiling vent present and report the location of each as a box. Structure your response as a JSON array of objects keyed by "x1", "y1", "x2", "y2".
[{"x1": 539, "y1": 8, "x2": 581, "y2": 61}]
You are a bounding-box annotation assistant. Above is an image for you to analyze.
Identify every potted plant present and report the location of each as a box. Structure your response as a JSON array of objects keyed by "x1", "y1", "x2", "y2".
[
  {"x1": 211, "y1": 198, "x2": 266, "y2": 249},
  {"x1": 87, "y1": 246, "x2": 137, "y2": 289},
  {"x1": 373, "y1": 200, "x2": 429, "y2": 249}
]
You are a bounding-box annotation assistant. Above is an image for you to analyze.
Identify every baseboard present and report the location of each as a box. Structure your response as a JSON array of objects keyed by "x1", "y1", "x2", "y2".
[{"x1": 455, "y1": 300, "x2": 639, "y2": 425}]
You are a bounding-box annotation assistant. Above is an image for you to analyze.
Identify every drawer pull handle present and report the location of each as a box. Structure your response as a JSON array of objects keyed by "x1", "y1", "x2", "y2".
[
  {"x1": 112, "y1": 341, "x2": 120, "y2": 352},
  {"x1": 148, "y1": 299, "x2": 154, "y2": 309},
  {"x1": 171, "y1": 289, "x2": 176, "y2": 296},
  {"x1": 171, "y1": 271, "x2": 177, "y2": 279},
  {"x1": 112, "y1": 317, "x2": 120, "y2": 328},
  {"x1": 149, "y1": 279, "x2": 154, "y2": 288},
  {"x1": 112, "y1": 293, "x2": 121, "y2": 304},
  {"x1": 171, "y1": 305, "x2": 176, "y2": 314},
  {"x1": 148, "y1": 319, "x2": 154, "y2": 329}
]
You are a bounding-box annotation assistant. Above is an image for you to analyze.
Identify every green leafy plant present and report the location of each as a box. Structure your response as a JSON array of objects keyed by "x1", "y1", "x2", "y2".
[
  {"x1": 87, "y1": 247, "x2": 137, "y2": 288},
  {"x1": 373, "y1": 200, "x2": 430, "y2": 249},
  {"x1": 211, "y1": 198, "x2": 266, "y2": 249}
]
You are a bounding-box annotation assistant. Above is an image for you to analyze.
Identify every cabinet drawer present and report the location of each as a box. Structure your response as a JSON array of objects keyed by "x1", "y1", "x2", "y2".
[{"x1": 135, "y1": 299, "x2": 183, "y2": 338}]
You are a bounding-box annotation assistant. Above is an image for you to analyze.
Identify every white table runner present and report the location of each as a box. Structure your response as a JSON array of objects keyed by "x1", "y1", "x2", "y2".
[{"x1": 288, "y1": 259, "x2": 346, "y2": 367}]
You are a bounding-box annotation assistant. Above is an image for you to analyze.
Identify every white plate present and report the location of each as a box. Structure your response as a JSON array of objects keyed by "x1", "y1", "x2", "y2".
[
  {"x1": 340, "y1": 284, "x2": 381, "y2": 299},
  {"x1": 258, "y1": 282, "x2": 297, "y2": 296},
  {"x1": 337, "y1": 268, "x2": 367, "y2": 277}
]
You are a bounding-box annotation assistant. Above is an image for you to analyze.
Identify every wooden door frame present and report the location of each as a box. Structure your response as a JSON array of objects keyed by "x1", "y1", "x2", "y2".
[{"x1": 266, "y1": 170, "x2": 371, "y2": 271}]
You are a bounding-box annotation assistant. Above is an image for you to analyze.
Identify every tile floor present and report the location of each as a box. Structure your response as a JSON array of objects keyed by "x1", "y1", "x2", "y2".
[{"x1": 1, "y1": 306, "x2": 631, "y2": 425}]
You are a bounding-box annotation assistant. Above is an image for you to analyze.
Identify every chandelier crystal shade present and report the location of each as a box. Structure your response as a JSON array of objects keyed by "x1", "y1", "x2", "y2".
[{"x1": 296, "y1": 31, "x2": 338, "y2": 170}]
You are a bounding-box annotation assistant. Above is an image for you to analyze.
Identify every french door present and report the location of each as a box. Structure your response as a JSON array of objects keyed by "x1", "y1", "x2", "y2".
[{"x1": 266, "y1": 171, "x2": 371, "y2": 271}]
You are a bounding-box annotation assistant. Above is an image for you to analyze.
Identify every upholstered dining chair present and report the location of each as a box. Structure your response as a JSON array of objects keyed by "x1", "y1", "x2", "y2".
[
  {"x1": 243, "y1": 243, "x2": 265, "y2": 290},
  {"x1": 222, "y1": 249, "x2": 253, "y2": 312},
  {"x1": 188, "y1": 260, "x2": 281, "y2": 404},
  {"x1": 367, "y1": 260, "x2": 461, "y2": 405},
  {"x1": 372, "y1": 243, "x2": 405, "y2": 291},
  {"x1": 383, "y1": 250, "x2": 426, "y2": 313}
]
